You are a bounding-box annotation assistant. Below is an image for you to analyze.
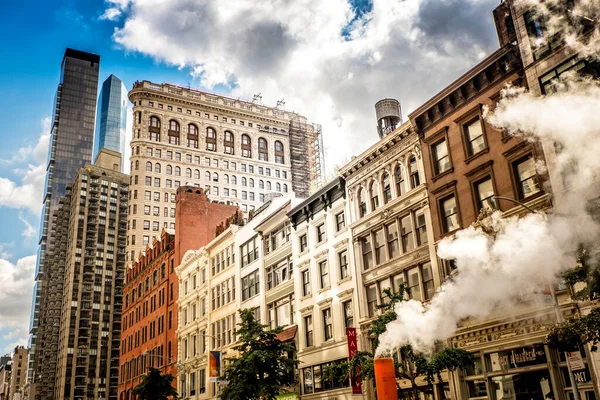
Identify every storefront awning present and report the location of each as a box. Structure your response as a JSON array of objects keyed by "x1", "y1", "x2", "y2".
[{"x1": 276, "y1": 325, "x2": 297, "y2": 342}]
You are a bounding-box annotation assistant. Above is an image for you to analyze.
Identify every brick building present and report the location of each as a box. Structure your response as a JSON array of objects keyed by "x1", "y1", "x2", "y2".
[{"x1": 119, "y1": 187, "x2": 239, "y2": 400}]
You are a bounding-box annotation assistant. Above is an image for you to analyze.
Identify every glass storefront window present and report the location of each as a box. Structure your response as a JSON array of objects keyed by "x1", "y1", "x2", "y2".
[
  {"x1": 467, "y1": 379, "x2": 487, "y2": 398},
  {"x1": 491, "y1": 370, "x2": 552, "y2": 400},
  {"x1": 486, "y1": 344, "x2": 546, "y2": 372}
]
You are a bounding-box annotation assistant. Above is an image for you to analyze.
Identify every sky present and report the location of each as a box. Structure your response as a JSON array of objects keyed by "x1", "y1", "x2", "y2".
[{"x1": 0, "y1": 0, "x2": 501, "y2": 354}]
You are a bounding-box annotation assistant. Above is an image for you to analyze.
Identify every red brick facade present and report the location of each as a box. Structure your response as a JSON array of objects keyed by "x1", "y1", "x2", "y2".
[{"x1": 119, "y1": 187, "x2": 239, "y2": 399}]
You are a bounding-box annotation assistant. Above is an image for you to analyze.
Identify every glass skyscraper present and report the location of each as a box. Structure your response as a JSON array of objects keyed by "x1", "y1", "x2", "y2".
[
  {"x1": 93, "y1": 74, "x2": 128, "y2": 168},
  {"x1": 28, "y1": 48, "x2": 99, "y2": 398}
]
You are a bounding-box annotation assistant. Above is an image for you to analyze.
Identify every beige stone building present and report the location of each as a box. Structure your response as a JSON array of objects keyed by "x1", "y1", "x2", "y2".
[
  {"x1": 8, "y1": 347, "x2": 27, "y2": 400},
  {"x1": 126, "y1": 81, "x2": 323, "y2": 262}
]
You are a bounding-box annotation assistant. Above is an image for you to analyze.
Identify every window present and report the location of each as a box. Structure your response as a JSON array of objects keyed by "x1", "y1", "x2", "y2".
[
  {"x1": 362, "y1": 235, "x2": 373, "y2": 270},
  {"x1": 302, "y1": 359, "x2": 349, "y2": 394},
  {"x1": 266, "y1": 257, "x2": 293, "y2": 290},
  {"x1": 524, "y1": 10, "x2": 557, "y2": 61},
  {"x1": 146, "y1": 161, "x2": 152, "y2": 172},
  {"x1": 155, "y1": 163, "x2": 161, "y2": 173},
  {"x1": 395, "y1": 165, "x2": 404, "y2": 197},
  {"x1": 358, "y1": 188, "x2": 367, "y2": 217},
  {"x1": 258, "y1": 137, "x2": 268, "y2": 161},
  {"x1": 212, "y1": 172, "x2": 219, "y2": 182},
  {"x1": 276, "y1": 182, "x2": 281, "y2": 192},
  {"x1": 259, "y1": 180, "x2": 264, "y2": 189},
  {"x1": 267, "y1": 295, "x2": 294, "y2": 329},
  {"x1": 386, "y1": 222, "x2": 400, "y2": 259},
  {"x1": 382, "y1": 173, "x2": 392, "y2": 203},
  {"x1": 316, "y1": 223, "x2": 326, "y2": 243},
  {"x1": 441, "y1": 195, "x2": 459, "y2": 233},
  {"x1": 187, "y1": 124, "x2": 199, "y2": 148},
  {"x1": 175, "y1": 166, "x2": 180, "y2": 176},
  {"x1": 409, "y1": 156, "x2": 420, "y2": 188},
  {"x1": 322, "y1": 308, "x2": 333, "y2": 341},
  {"x1": 370, "y1": 181, "x2": 379, "y2": 210},
  {"x1": 186, "y1": 168, "x2": 192, "y2": 179},
  {"x1": 400, "y1": 215, "x2": 414, "y2": 252},
  {"x1": 539, "y1": 57, "x2": 600, "y2": 94},
  {"x1": 275, "y1": 141, "x2": 285, "y2": 164},
  {"x1": 240, "y1": 236, "x2": 259, "y2": 267},
  {"x1": 224, "y1": 131, "x2": 234, "y2": 154},
  {"x1": 149, "y1": 116, "x2": 161, "y2": 141},
  {"x1": 302, "y1": 269, "x2": 311, "y2": 296},
  {"x1": 374, "y1": 228, "x2": 386, "y2": 264},
  {"x1": 433, "y1": 139, "x2": 451, "y2": 175},
  {"x1": 421, "y1": 262, "x2": 435, "y2": 300},
  {"x1": 338, "y1": 250, "x2": 349, "y2": 280},
  {"x1": 206, "y1": 128, "x2": 217, "y2": 151},
  {"x1": 335, "y1": 212, "x2": 345, "y2": 232},
  {"x1": 415, "y1": 213, "x2": 428, "y2": 245},
  {"x1": 168, "y1": 120, "x2": 180, "y2": 145},
  {"x1": 249, "y1": 178, "x2": 254, "y2": 188},
  {"x1": 231, "y1": 175, "x2": 237, "y2": 185},
  {"x1": 241, "y1": 270, "x2": 260, "y2": 300},
  {"x1": 241, "y1": 134, "x2": 251, "y2": 158},
  {"x1": 475, "y1": 177, "x2": 496, "y2": 211},
  {"x1": 304, "y1": 315, "x2": 313, "y2": 347},
  {"x1": 464, "y1": 118, "x2": 485, "y2": 156},
  {"x1": 299, "y1": 234, "x2": 308, "y2": 253},
  {"x1": 513, "y1": 155, "x2": 540, "y2": 200},
  {"x1": 343, "y1": 300, "x2": 353, "y2": 328},
  {"x1": 266, "y1": 181, "x2": 271, "y2": 190},
  {"x1": 283, "y1": 184, "x2": 288, "y2": 193},
  {"x1": 407, "y1": 268, "x2": 422, "y2": 302},
  {"x1": 319, "y1": 260, "x2": 329, "y2": 289}
]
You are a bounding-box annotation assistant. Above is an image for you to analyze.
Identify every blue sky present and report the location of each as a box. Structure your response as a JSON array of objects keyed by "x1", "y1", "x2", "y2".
[{"x1": 0, "y1": 0, "x2": 500, "y2": 353}]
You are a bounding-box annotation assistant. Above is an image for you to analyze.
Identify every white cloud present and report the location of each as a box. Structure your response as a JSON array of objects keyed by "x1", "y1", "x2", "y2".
[
  {"x1": 1, "y1": 327, "x2": 29, "y2": 355},
  {"x1": 18, "y1": 213, "x2": 37, "y2": 239},
  {"x1": 110, "y1": 0, "x2": 500, "y2": 169},
  {"x1": 0, "y1": 255, "x2": 36, "y2": 332},
  {"x1": 0, "y1": 243, "x2": 14, "y2": 259},
  {"x1": 100, "y1": 7, "x2": 122, "y2": 21},
  {"x1": 0, "y1": 117, "x2": 50, "y2": 216}
]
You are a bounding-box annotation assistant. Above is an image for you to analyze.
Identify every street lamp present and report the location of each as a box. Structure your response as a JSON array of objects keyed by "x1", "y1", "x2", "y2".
[{"x1": 493, "y1": 196, "x2": 581, "y2": 400}]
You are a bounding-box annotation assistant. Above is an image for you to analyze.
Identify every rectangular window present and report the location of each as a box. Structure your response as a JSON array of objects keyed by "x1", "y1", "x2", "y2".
[
  {"x1": 407, "y1": 268, "x2": 422, "y2": 302},
  {"x1": 374, "y1": 228, "x2": 386, "y2": 264},
  {"x1": 400, "y1": 215, "x2": 414, "y2": 252},
  {"x1": 240, "y1": 236, "x2": 259, "y2": 267},
  {"x1": 316, "y1": 223, "x2": 326, "y2": 243},
  {"x1": 343, "y1": 300, "x2": 353, "y2": 328},
  {"x1": 433, "y1": 139, "x2": 451, "y2": 174},
  {"x1": 464, "y1": 118, "x2": 486, "y2": 156},
  {"x1": 241, "y1": 270, "x2": 260, "y2": 301},
  {"x1": 514, "y1": 155, "x2": 540, "y2": 200},
  {"x1": 421, "y1": 262, "x2": 435, "y2": 300},
  {"x1": 441, "y1": 196, "x2": 459, "y2": 233},
  {"x1": 322, "y1": 308, "x2": 333, "y2": 341},
  {"x1": 386, "y1": 222, "x2": 400, "y2": 259},
  {"x1": 335, "y1": 212, "x2": 345, "y2": 232},
  {"x1": 475, "y1": 176, "x2": 496, "y2": 211},
  {"x1": 299, "y1": 234, "x2": 308, "y2": 252},
  {"x1": 366, "y1": 284, "x2": 378, "y2": 317},
  {"x1": 304, "y1": 315, "x2": 313, "y2": 347},
  {"x1": 319, "y1": 260, "x2": 329, "y2": 289},
  {"x1": 338, "y1": 250, "x2": 349, "y2": 280},
  {"x1": 362, "y1": 235, "x2": 373, "y2": 270},
  {"x1": 415, "y1": 213, "x2": 428, "y2": 245},
  {"x1": 302, "y1": 269, "x2": 311, "y2": 296}
]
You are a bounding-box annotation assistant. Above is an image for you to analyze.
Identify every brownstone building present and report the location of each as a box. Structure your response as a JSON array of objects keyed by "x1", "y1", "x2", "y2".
[{"x1": 119, "y1": 187, "x2": 238, "y2": 400}]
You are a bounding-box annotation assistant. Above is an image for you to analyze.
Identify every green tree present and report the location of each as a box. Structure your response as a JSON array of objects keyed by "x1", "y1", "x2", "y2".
[
  {"x1": 325, "y1": 286, "x2": 474, "y2": 399},
  {"x1": 220, "y1": 309, "x2": 298, "y2": 400},
  {"x1": 547, "y1": 248, "x2": 600, "y2": 351},
  {"x1": 132, "y1": 367, "x2": 179, "y2": 400}
]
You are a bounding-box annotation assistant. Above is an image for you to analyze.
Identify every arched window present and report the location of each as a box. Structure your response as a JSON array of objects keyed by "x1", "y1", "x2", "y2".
[
  {"x1": 382, "y1": 173, "x2": 392, "y2": 203},
  {"x1": 358, "y1": 188, "x2": 367, "y2": 217},
  {"x1": 231, "y1": 175, "x2": 237, "y2": 185},
  {"x1": 276, "y1": 182, "x2": 281, "y2": 192},
  {"x1": 266, "y1": 181, "x2": 272, "y2": 190},
  {"x1": 168, "y1": 120, "x2": 180, "y2": 145},
  {"x1": 186, "y1": 168, "x2": 192, "y2": 179},
  {"x1": 259, "y1": 180, "x2": 264, "y2": 189},
  {"x1": 187, "y1": 124, "x2": 199, "y2": 148},
  {"x1": 369, "y1": 181, "x2": 379, "y2": 210},
  {"x1": 135, "y1": 160, "x2": 139, "y2": 170},
  {"x1": 224, "y1": 131, "x2": 234, "y2": 154},
  {"x1": 213, "y1": 173, "x2": 219, "y2": 182},
  {"x1": 149, "y1": 116, "x2": 161, "y2": 141},
  {"x1": 205, "y1": 172, "x2": 211, "y2": 181},
  {"x1": 241, "y1": 135, "x2": 251, "y2": 158},
  {"x1": 194, "y1": 169, "x2": 200, "y2": 179},
  {"x1": 242, "y1": 177, "x2": 247, "y2": 187},
  {"x1": 166, "y1": 165, "x2": 172, "y2": 175},
  {"x1": 283, "y1": 183, "x2": 288, "y2": 193},
  {"x1": 224, "y1": 174, "x2": 229, "y2": 184},
  {"x1": 175, "y1": 166, "x2": 181, "y2": 177},
  {"x1": 409, "y1": 156, "x2": 420, "y2": 188},
  {"x1": 206, "y1": 128, "x2": 217, "y2": 151},
  {"x1": 249, "y1": 178, "x2": 254, "y2": 188},
  {"x1": 258, "y1": 138, "x2": 268, "y2": 161},
  {"x1": 275, "y1": 141, "x2": 285, "y2": 164},
  {"x1": 154, "y1": 163, "x2": 161, "y2": 173},
  {"x1": 146, "y1": 161, "x2": 152, "y2": 172},
  {"x1": 395, "y1": 165, "x2": 404, "y2": 197}
]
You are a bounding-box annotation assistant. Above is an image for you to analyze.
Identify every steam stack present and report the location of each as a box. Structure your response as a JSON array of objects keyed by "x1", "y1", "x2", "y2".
[
  {"x1": 374, "y1": 358, "x2": 399, "y2": 400},
  {"x1": 375, "y1": 98, "x2": 402, "y2": 138}
]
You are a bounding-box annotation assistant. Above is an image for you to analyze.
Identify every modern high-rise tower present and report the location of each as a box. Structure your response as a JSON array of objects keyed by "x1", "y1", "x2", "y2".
[
  {"x1": 28, "y1": 48, "x2": 100, "y2": 398},
  {"x1": 93, "y1": 74, "x2": 128, "y2": 168}
]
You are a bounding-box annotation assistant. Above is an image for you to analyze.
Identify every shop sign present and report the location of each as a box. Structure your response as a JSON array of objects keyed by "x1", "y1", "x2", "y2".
[
  {"x1": 346, "y1": 328, "x2": 362, "y2": 394},
  {"x1": 488, "y1": 344, "x2": 547, "y2": 371},
  {"x1": 566, "y1": 351, "x2": 585, "y2": 371},
  {"x1": 209, "y1": 351, "x2": 221, "y2": 383}
]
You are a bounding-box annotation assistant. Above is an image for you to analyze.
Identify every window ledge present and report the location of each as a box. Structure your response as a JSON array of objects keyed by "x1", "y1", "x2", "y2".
[
  {"x1": 301, "y1": 294, "x2": 313, "y2": 301},
  {"x1": 318, "y1": 286, "x2": 331, "y2": 294},
  {"x1": 337, "y1": 276, "x2": 352, "y2": 285},
  {"x1": 464, "y1": 147, "x2": 489, "y2": 165},
  {"x1": 431, "y1": 168, "x2": 454, "y2": 183}
]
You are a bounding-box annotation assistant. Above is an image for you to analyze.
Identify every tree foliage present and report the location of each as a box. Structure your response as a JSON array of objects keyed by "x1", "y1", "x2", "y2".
[
  {"x1": 132, "y1": 368, "x2": 179, "y2": 400},
  {"x1": 220, "y1": 309, "x2": 298, "y2": 400},
  {"x1": 324, "y1": 286, "x2": 474, "y2": 398}
]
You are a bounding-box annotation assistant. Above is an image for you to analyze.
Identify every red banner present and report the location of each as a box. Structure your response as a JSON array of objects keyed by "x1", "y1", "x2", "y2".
[{"x1": 346, "y1": 328, "x2": 362, "y2": 394}]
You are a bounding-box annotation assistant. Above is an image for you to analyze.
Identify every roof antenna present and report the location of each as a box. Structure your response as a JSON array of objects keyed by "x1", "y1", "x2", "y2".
[
  {"x1": 252, "y1": 93, "x2": 262, "y2": 104},
  {"x1": 276, "y1": 99, "x2": 285, "y2": 109}
]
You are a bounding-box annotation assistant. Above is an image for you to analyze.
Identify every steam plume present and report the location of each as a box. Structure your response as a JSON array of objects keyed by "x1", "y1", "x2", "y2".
[{"x1": 376, "y1": 0, "x2": 600, "y2": 356}]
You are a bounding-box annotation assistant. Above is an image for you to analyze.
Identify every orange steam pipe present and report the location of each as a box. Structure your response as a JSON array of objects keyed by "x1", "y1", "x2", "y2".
[{"x1": 374, "y1": 357, "x2": 398, "y2": 400}]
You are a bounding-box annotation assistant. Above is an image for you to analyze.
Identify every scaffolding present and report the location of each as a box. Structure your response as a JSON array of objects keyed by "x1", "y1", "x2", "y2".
[{"x1": 288, "y1": 120, "x2": 325, "y2": 198}]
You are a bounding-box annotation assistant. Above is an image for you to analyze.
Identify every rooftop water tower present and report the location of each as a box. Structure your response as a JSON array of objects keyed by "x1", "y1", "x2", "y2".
[{"x1": 375, "y1": 98, "x2": 402, "y2": 139}]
